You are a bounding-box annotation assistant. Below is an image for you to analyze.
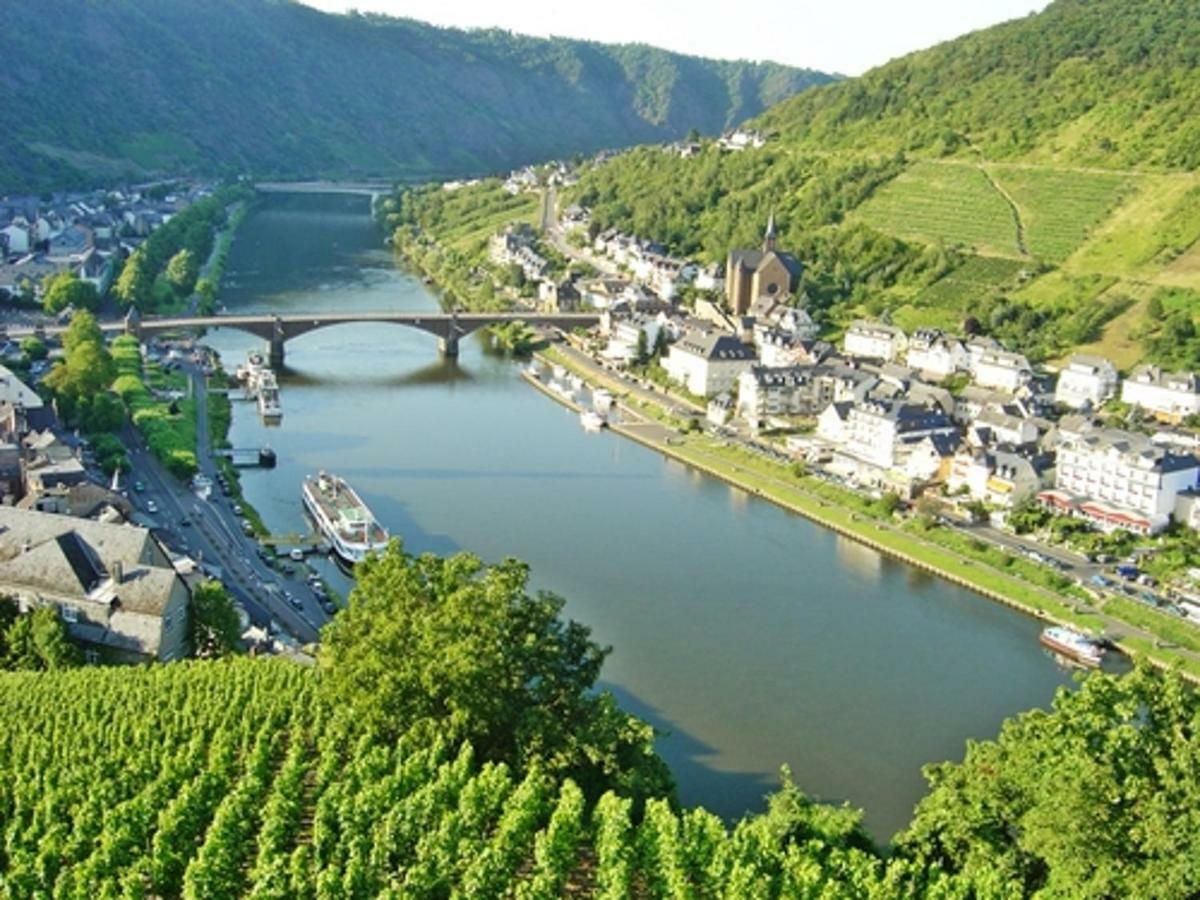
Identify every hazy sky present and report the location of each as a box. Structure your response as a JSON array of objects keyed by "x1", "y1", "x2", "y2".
[{"x1": 298, "y1": 0, "x2": 1050, "y2": 76}]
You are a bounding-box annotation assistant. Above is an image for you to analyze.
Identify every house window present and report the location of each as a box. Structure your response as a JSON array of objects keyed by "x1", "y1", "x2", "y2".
[{"x1": 84, "y1": 649, "x2": 99, "y2": 664}]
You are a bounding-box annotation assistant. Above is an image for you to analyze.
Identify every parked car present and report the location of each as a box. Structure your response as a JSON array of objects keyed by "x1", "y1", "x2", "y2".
[
  {"x1": 289, "y1": 548, "x2": 304, "y2": 562},
  {"x1": 146, "y1": 500, "x2": 159, "y2": 514},
  {"x1": 1116, "y1": 564, "x2": 1139, "y2": 579}
]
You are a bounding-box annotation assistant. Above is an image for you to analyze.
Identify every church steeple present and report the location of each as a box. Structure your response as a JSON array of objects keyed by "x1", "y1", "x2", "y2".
[{"x1": 763, "y1": 212, "x2": 777, "y2": 252}]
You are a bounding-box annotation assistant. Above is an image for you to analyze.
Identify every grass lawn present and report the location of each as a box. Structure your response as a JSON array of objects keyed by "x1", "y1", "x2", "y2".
[{"x1": 1065, "y1": 174, "x2": 1200, "y2": 285}]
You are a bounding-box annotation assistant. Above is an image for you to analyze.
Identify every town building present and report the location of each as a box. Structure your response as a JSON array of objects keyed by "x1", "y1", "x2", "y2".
[
  {"x1": 819, "y1": 398, "x2": 958, "y2": 475},
  {"x1": 948, "y1": 448, "x2": 1050, "y2": 508},
  {"x1": 971, "y1": 348, "x2": 1032, "y2": 392},
  {"x1": 1121, "y1": 365, "x2": 1200, "y2": 423},
  {"x1": 1041, "y1": 426, "x2": 1200, "y2": 534},
  {"x1": 736, "y1": 365, "x2": 824, "y2": 427},
  {"x1": 905, "y1": 329, "x2": 968, "y2": 380},
  {"x1": 1054, "y1": 354, "x2": 1119, "y2": 410},
  {"x1": 843, "y1": 320, "x2": 906, "y2": 363},
  {"x1": 724, "y1": 216, "x2": 802, "y2": 316},
  {"x1": 0, "y1": 507, "x2": 191, "y2": 662},
  {"x1": 661, "y1": 330, "x2": 756, "y2": 397}
]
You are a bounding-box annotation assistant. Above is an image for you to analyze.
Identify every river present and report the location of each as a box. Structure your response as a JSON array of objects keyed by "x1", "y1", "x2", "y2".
[{"x1": 206, "y1": 193, "x2": 1073, "y2": 840}]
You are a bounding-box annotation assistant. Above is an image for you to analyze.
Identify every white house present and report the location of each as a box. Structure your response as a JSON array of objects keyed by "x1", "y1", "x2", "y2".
[
  {"x1": 694, "y1": 264, "x2": 724, "y2": 294},
  {"x1": 972, "y1": 405, "x2": 1040, "y2": 447},
  {"x1": 1055, "y1": 354, "x2": 1118, "y2": 410},
  {"x1": 736, "y1": 366, "x2": 818, "y2": 426},
  {"x1": 602, "y1": 314, "x2": 663, "y2": 364},
  {"x1": 905, "y1": 329, "x2": 968, "y2": 380},
  {"x1": 948, "y1": 448, "x2": 1048, "y2": 508},
  {"x1": 972, "y1": 348, "x2": 1032, "y2": 392},
  {"x1": 661, "y1": 330, "x2": 756, "y2": 397},
  {"x1": 1043, "y1": 426, "x2": 1200, "y2": 534},
  {"x1": 833, "y1": 399, "x2": 959, "y2": 471},
  {"x1": 843, "y1": 320, "x2": 906, "y2": 362},
  {"x1": 0, "y1": 222, "x2": 30, "y2": 256},
  {"x1": 1121, "y1": 365, "x2": 1200, "y2": 423}
]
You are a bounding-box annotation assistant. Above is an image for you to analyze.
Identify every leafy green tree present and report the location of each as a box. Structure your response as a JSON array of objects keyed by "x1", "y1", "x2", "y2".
[
  {"x1": 189, "y1": 581, "x2": 242, "y2": 657},
  {"x1": 893, "y1": 664, "x2": 1200, "y2": 898},
  {"x1": 79, "y1": 392, "x2": 125, "y2": 434},
  {"x1": 114, "y1": 250, "x2": 152, "y2": 309},
  {"x1": 320, "y1": 542, "x2": 674, "y2": 805},
  {"x1": 3, "y1": 606, "x2": 80, "y2": 671},
  {"x1": 165, "y1": 249, "x2": 199, "y2": 295},
  {"x1": 19, "y1": 336, "x2": 47, "y2": 361},
  {"x1": 42, "y1": 272, "x2": 99, "y2": 315}
]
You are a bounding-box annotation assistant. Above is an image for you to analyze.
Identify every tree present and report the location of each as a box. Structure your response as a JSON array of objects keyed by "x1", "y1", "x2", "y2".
[
  {"x1": 2, "y1": 606, "x2": 80, "y2": 671},
  {"x1": 634, "y1": 328, "x2": 649, "y2": 364},
  {"x1": 189, "y1": 581, "x2": 242, "y2": 657},
  {"x1": 79, "y1": 392, "x2": 125, "y2": 434},
  {"x1": 893, "y1": 664, "x2": 1200, "y2": 898},
  {"x1": 114, "y1": 250, "x2": 152, "y2": 309},
  {"x1": 165, "y1": 249, "x2": 199, "y2": 295},
  {"x1": 42, "y1": 272, "x2": 99, "y2": 315},
  {"x1": 62, "y1": 308, "x2": 104, "y2": 356},
  {"x1": 319, "y1": 542, "x2": 674, "y2": 805},
  {"x1": 19, "y1": 336, "x2": 47, "y2": 361}
]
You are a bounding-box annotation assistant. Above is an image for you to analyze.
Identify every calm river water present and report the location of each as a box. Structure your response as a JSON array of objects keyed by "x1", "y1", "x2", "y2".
[{"x1": 206, "y1": 194, "x2": 1072, "y2": 840}]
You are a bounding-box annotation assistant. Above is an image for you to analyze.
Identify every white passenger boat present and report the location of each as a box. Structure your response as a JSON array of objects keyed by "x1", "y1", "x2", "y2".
[{"x1": 302, "y1": 472, "x2": 390, "y2": 567}]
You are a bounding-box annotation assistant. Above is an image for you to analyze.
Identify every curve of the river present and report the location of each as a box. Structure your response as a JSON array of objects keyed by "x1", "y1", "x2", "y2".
[{"x1": 205, "y1": 194, "x2": 1073, "y2": 840}]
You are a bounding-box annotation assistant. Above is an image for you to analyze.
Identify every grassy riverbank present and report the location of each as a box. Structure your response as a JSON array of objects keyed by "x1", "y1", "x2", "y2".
[
  {"x1": 539, "y1": 345, "x2": 1200, "y2": 680},
  {"x1": 205, "y1": 369, "x2": 269, "y2": 538}
]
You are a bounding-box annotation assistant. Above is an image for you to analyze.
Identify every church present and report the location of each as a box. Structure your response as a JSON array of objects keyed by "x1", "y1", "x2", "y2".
[{"x1": 724, "y1": 215, "x2": 802, "y2": 316}]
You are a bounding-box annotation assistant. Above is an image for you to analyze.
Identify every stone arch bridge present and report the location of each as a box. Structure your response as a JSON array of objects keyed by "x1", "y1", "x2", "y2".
[{"x1": 5, "y1": 311, "x2": 600, "y2": 366}]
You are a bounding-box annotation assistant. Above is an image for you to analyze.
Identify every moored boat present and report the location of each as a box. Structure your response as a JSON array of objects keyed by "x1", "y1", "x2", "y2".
[
  {"x1": 580, "y1": 410, "x2": 606, "y2": 432},
  {"x1": 592, "y1": 388, "x2": 614, "y2": 413},
  {"x1": 1039, "y1": 625, "x2": 1105, "y2": 667},
  {"x1": 302, "y1": 471, "x2": 390, "y2": 567},
  {"x1": 256, "y1": 370, "x2": 282, "y2": 423}
]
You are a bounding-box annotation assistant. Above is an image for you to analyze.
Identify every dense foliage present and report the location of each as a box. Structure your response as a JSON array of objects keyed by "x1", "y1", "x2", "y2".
[
  {"x1": 112, "y1": 334, "x2": 198, "y2": 479},
  {"x1": 548, "y1": 0, "x2": 1200, "y2": 363},
  {"x1": 114, "y1": 186, "x2": 247, "y2": 312},
  {"x1": 0, "y1": 0, "x2": 833, "y2": 192},
  {"x1": 755, "y1": 0, "x2": 1200, "y2": 170},
  {"x1": 2, "y1": 622, "x2": 1197, "y2": 897},
  {"x1": 320, "y1": 542, "x2": 674, "y2": 808},
  {"x1": 892, "y1": 664, "x2": 1200, "y2": 897},
  {"x1": 0, "y1": 600, "x2": 79, "y2": 672}
]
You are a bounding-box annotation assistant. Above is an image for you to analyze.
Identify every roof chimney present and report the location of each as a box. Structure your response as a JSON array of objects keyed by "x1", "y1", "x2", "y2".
[{"x1": 111, "y1": 561, "x2": 123, "y2": 585}]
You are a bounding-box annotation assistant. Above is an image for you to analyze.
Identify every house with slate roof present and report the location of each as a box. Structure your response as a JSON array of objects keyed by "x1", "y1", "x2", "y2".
[{"x1": 0, "y1": 506, "x2": 190, "y2": 662}]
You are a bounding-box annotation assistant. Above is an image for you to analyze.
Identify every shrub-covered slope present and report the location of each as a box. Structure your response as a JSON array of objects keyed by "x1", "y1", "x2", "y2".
[{"x1": 0, "y1": 0, "x2": 833, "y2": 192}]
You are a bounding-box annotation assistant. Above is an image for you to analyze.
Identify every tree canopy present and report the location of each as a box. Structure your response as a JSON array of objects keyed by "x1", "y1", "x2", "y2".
[
  {"x1": 41, "y1": 271, "x2": 98, "y2": 315},
  {"x1": 189, "y1": 580, "x2": 242, "y2": 658},
  {"x1": 892, "y1": 663, "x2": 1200, "y2": 897},
  {"x1": 319, "y1": 541, "x2": 673, "y2": 805}
]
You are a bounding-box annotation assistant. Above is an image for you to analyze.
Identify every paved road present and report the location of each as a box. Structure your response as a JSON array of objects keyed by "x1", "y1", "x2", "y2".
[
  {"x1": 189, "y1": 364, "x2": 333, "y2": 639},
  {"x1": 120, "y1": 365, "x2": 327, "y2": 645},
  {"x1": 542, "y1": 187, "x2": 621, "y2": 277}
]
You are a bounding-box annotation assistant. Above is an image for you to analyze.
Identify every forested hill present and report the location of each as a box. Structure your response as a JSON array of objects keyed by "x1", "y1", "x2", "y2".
[
  {"x1": 755, "y1": 0, "x2": 1200, "y2": 169},
  {"x1": 0, "y1": 0, "x2": 833, "y2": 193},
  {"x1": 568, "y1": 0, "x2": 1200, "y2": 369}
]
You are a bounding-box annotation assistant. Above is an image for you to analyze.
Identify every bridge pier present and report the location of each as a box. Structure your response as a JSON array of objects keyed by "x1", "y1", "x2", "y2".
[
  {"x1": 268, "y1": 316, "x2": 286, "y2": 368},
  {"x1": 437, "y1": 333, "x2": 459, "y2": 358}
]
